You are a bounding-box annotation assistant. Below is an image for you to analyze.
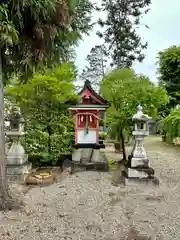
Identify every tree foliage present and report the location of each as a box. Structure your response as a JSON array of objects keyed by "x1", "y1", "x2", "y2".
[
  {"x1": 6, "y1": 63, "x2": 79, "y2": 165},
  {"x1": 101, "y1": 68, "x2": 168, "y2": 159},
  {"x1": 97, "y1": 0, "x2": 151, "y2": 67},
  {"x1": 0, "y1": 0, "x2": 94, "y2": 83},
  {"x1": 158, "y1": 45, "x2": 180, "y2": 108},
  {"x1": 160, "y1": 109, "x2": 180, "y2": 144},
  {"x1": 80, "y1": 45, "x2": 107, "y2": 88}
]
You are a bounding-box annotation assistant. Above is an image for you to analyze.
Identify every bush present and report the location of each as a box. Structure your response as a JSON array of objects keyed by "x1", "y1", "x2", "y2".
[
  {"x1": 99, "y1": 131, "x2": 107, "y2": 140},
  {"x1": 160, "y1": 109, "x2": 180, "y2": 144},
  {"x1": 22, "y1": 113, "x2": 74, "y2": 166}
]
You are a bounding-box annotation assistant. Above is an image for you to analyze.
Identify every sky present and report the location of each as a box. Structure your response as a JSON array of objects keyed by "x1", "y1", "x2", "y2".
[{"x1": 75, "y1": 0, "x2": 180, "y2": 83}]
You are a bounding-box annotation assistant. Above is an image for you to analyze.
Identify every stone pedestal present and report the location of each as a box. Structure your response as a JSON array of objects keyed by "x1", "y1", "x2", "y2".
[
  {"x1": 71, "y1": 148, "x2": 108, "y2": 172},
  {"x1": 6, "y1": 132, "x2": 31, "y2": 182}
]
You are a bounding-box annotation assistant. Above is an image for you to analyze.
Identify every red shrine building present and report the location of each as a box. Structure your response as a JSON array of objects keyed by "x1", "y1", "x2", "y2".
[{"x1": 69, "y1": 80, "x2": 109, "y2": 149}]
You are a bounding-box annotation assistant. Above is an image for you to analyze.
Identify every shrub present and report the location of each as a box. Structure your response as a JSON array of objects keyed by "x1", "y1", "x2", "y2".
[{"x1": 99, "y1": 131, "x2": 107, "y2": 140}]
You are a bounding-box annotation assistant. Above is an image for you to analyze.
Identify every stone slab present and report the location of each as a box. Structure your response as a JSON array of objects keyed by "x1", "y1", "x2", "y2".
[
  {"x1": 91, "y1": 149, "x2": 100, "y2": 162},
  {"x1": 81, "y1": 148, "x2": 93, "y2": 162},
  {"x1": 124, "y1": 177, "x2": 159, "y2": 186},
  {"x1": 74, "y1": 161, "x2": 108, "y2": 172},
  {"x1": 122, "y1": 171, "x2": 159, "y2": 186},
  {"x1": 125, "y1": 168, "x2": 149, "y2": 178},
  {"x1": 131, "y1": 157, "x2": 149, "y2": 167},
  {"x1": 72, "y1": 149, "x2": 81, "y2": 162}
]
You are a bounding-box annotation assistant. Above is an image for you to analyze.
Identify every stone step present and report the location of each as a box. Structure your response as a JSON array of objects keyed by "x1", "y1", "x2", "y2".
[
  {"x1": 74, "y1": 161, "x2": 108, "y2": 172},
  {"x1": 122, "y1": 171, "x2": 159, "y2": 186},
  {"x1": 125, "y1": 168, "x2": 148, "y2": 178},
  {"x1": 125, "y1": 167, "x2": 155, "y2": 178}
]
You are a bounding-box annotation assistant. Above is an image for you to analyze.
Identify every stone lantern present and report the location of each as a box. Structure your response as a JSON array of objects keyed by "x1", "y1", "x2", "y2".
[
  {"x1": 131, "y1": 104, "x2": 151, "y2": 162},
  {"x1": 122, "y1": 105, "x2": 159, "y2": 185},
  {"x1": 6, "y1": 107, "x2": 31, "y2": 181}
]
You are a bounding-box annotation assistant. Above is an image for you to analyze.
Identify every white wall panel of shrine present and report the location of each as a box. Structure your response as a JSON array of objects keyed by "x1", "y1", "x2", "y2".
[{"x1": 77, "y1": 130, "x2": 96, "y2": 144}]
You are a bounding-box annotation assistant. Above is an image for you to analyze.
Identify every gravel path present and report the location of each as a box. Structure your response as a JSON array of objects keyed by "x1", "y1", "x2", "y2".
[{"x1": 0, "y1": 136, "x2": 180, "y2": 240}]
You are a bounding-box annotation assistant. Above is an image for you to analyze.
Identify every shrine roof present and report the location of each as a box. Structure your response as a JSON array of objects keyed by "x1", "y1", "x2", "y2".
[
  {"x1": 69, "y1": 104, "x2": 108, "y2": 110},
  {"x1": 78, "y1": 80, "x2": 108, "y2": 105}
]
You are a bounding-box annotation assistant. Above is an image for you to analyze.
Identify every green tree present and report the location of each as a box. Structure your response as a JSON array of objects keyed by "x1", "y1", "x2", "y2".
[
  {"x1": 97, "y1": 0, "x2": 151, "y2": 67},
  {"x1": 0, "y1": 0, "x2": 93, "y2": 209},
  {"x1": 80, "y1": 45, "x2": 107, "y2": 88},
  {"x1": 1, "y1": 0, "x2": 94, "y2": 82},
  {"x1": 101, "y1": 68, "x2": 168, "y2": 160},
  {"x1": 6, "y1": 63, "x2": 79, "y2": 165},
  {"x1": 158, "y1": 45, "x2": 180, "y2": 108},
  {"x1": 160, "y1": 108, "x2": 180, "y2": 144}
]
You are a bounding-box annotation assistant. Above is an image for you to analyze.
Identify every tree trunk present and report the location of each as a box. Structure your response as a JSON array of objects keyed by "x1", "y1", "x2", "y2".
[
  {"x1": 120, "y1": 128, "x2": 126, "y2": 160},
  {"x1": 47, "y1": 125, "x2": 52, "y2": 156},
  {"x1": 0, "y1": 52, "x2": 21, "y2": 210}
]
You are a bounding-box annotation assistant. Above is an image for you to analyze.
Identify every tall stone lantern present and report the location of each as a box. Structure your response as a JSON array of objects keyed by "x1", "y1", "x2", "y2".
[
  {"x1": 123, "y1": 105, "x2": 159, "y2": 185},
  {"x1": 6, "y1": 107, "x2": 31, "y2": 181},
  {"x1": 131, "y1": 104, "x2": 151, "y2": 165}
]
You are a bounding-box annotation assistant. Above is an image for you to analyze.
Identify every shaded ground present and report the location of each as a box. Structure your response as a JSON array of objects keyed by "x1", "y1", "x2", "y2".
[{"x1": 0, "y1": 136, "x2": 180, "y2": 239}]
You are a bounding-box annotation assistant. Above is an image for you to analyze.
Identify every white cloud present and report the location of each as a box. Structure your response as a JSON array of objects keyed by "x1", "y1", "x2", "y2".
[{"x1": 75, "y1": 0, "x2": 180, "y2": 83}]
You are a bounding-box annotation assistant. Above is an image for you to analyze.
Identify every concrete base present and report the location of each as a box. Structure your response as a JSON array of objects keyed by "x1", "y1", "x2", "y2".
[
  {"x1": 125, "y1": 167, "x2": 149, "y2": 178},
  {"x1": 72, "y1": 148, "x2": 105, "y2": 163},
  {"x1": 72, "y1": 149, "x2": 81, "y2": 162},
  {"x1": 122, "y1": 171, "x2": 159, "y2": 186},
  {"x1": 74, "y1": 161, "x2": 108, "y2": 172},
  {"x1": 6, "y1": 162, "x2": 32, "y2": 182},
  {"x1": 81, "y1": 148, "x2": 93, "y2": 162},
  {"x1": 91, "y1": 149, "x2": 100, "y2": 162},
  {"x1": 70, "y1": 151, "x2": 108, "y2": 172}
]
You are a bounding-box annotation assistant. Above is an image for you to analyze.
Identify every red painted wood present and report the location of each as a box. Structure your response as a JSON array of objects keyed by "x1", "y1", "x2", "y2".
[
  {"x1": 70, "y1": 81, "x2": 108, "y2": 144},
  {"x1": 80, "y1": 89, "x2": 105, "y2": 105},
  {"x1": 75, "y1": 112, "x2": 78, "y2": 144},
  {"x1": 96, "y1": 110, "x2": 99, "y2": 143}
]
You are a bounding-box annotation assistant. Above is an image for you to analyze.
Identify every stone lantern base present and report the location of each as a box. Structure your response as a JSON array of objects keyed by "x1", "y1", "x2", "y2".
[
  {"x1": 6, "y1": 161, "x2": 32, "y2": 182},
  {"x1": 122, "y1": 156, "x2": 159, "y2": 186},
  {"x1": 6, "y1": 153, "x2": 32, "y2": 182}
]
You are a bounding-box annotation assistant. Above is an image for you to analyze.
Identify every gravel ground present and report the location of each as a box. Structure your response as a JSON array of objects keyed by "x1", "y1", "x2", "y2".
[{"x1": 0, "y1": 136, "x2": 180, "y2": 240}]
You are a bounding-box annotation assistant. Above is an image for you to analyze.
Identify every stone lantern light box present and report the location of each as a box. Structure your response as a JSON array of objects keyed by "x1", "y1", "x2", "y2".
[
  {"x1": 9, "y1": 106, "x2": 25, "y2": 132},
  {"x1": 132, "y1": 105, "x2": 151, "y2": 134}
]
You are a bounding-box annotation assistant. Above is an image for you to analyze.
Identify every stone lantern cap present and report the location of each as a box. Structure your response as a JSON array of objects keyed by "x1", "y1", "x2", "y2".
[{"x1": 132, "y1": 105, "x2": 151, "y2": 122}]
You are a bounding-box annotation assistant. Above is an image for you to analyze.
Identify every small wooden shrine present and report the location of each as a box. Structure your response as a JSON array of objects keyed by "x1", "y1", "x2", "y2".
[{"x1": 69, "y1": 80, "x2": 109, "y2": 149}]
